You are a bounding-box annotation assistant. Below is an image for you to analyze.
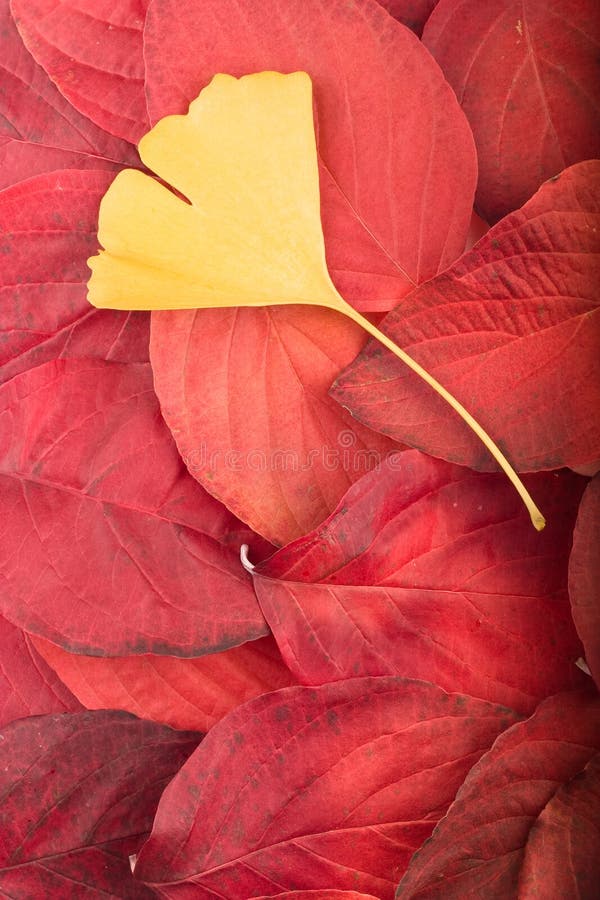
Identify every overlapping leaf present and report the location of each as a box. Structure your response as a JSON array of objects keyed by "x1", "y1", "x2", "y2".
[
  {"x1": 569, "y1": 474, "x2": 600, "y2": 688},
  {"x1": 0, "y1": 358, "x2": 268, "y2": 655},
  {"x1": 254, "y1": 893, "x2": 381, "y2": 900},
  {"x1": 0, "y1": 169, "x2": 150, "y2": 385},
  {"x1": 134, "y1": 677, "x2": 518, "y2": 897},
  {"x1": 11, "y1": 0, "x2": 150, "y2": 145},
  {"x1": 423, "y1": 0, "x2": 600, "y2": 222},
  {"x1": 396, "y1": 689, "x2": 600, "y2": 897},
  {"x1": 376, "y1": 0, "x2": 439, "y2": 35},
  {"x1": 33, "y1": 634, "x2": 295, "y2": 732},
  {"x1": 0, "y1": 709, "x2": 199, "y2": 897},
  {"x1": 0, "y1": 0, "x2": 137, "y2": 189},
  {"x1": 252, "y1": 451, "x2": 586, "y2": 713},
  {"x1": 0, "y1": 615, "x2": 81, "y2": 727},
  {"x1": 333, "y1": 161, "x2": 600, "y2": 474}
]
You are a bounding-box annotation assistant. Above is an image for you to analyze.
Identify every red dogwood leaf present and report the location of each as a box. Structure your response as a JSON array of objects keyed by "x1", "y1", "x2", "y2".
[
  {"x1": 11, "y1": 0, "x2": 151, "y2": 145},
  {"x1": 254, "y1": 893, "x2": 380, "y2": 900},
  {"x1": 143, "y1": 0, "x2": 476, "y2": 311},
  {"x1": 422, "y1": 0, "x2": 600, "y2": 222},
  {"x1": 252, "y1": 451, "x2": 586, "y2": 713},
  {"x1": 151, "y1": 306, "x2": 397, "y2": 546},
  {"x1": 0, "y1": 358, "x2": 268, "y2": 656},
  {"x1": 333, "y1": 161, "x2": 600, "y2": 474},
  {"x1": 569, "y1": 474, "x2": 600, "y2": 688},
  {"x1": 134, "y1": 677, "x2": 518, "y2": 897},
  {"x1": 0, "y1": 169, "x2": 150, "y2": 385},
  {"x1": 0, "y1": 615, "x2": 81, "y2": 727},
  {"x1": 32, "y1": 633, "x2": 296, "y2": 732},
  {"x1": 396, "y1": 689, "x2": 600, "y2": 898},
  {"x1": 0, "y1": 0, "x2": 137, "y2": 190},
  {"x1": 376, "y1": 0, "x2": 439, "y2": 35},
  {"x1": 0, "y1": 709, "x2": 199, "y2": 897}
]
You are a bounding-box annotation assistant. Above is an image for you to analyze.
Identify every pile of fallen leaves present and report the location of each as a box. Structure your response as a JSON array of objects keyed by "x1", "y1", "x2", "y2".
[{"x1": 1, "y1": 0, "x2": 599, "y2": 897}]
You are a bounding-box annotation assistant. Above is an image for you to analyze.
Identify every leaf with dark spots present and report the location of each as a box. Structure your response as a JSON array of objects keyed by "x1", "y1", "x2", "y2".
[
  {"x1": 0, "y1": 169, "x2": 150, "y2": 385},
  {"x1": 0, "y1": 709, "x2": 199, "y2": 898},
  {"x1": 0, "y1": 358, "x2": 268, "y2": 656},
  {"x1": 0, "y1": 615, "x2": 81, "y2": 727},
  {"x1": 569, "y1": 473, "x2": 600, "y2": 688},
  {"x1": 332, "y1": 161, "x2": 600, "y2": 474},
  {"x1": 253, "y1": 451, "x2": 587, "y2": 713},
  {"x1": 11, "y1": 0, "x2": 151, "y2": 145},
  {"x1": 422, "y1": 0, "x2": 600, "y2": 222},
  {"x1": 396, "y1": 689, "x2": 600, "y2": 898},
  {"x1": 134, "y1": 677, "x2": 519, "y2": 897}
]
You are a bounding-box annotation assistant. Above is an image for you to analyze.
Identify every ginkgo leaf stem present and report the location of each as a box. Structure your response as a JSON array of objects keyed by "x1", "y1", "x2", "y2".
[{"x1": 338, "y1": 301, "x2": 546, "y2": 531}]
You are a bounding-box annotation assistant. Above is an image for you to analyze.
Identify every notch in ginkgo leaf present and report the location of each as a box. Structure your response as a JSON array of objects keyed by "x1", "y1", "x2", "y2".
[{"x1": 86, "y1": 71, "x2": 545, "y2": 530}]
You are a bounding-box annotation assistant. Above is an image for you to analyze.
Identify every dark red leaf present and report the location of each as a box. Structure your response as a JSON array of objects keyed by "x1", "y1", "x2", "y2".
[
  {"x1": 11, "y1": 0, "x2": 151, "y2": 145},
  {"x1": 32, "y1": 633, "x2": 296, "y2": 732},
  {"x1": 143, "y1": 0, "x2": 477, "y2": 312},
  {"x1": 396, "y1": 689, "x2": 600, "y2": 898},
  {"x1": 0, "y1": 709, "x2": 199, "y2": 898},
  {"x1": 332, "y1": 161, "x2": 600, "y2": 474},
  {"x1": 0, "y1": 0, "x2": 137, "y2": 188},
  {"x1": 422, "y1": 0, "x2": 600, "y2": 222},
  {"x1": 0, "y1": 169, "x2": 150, "y2": 385},
  {"x1": 253, "y1": 451, "x2": 587, "y2": 713},
  {"x1": 0, "y1": 358, "x2": 268, "y2": 656},
  {"x1": 0, "y1": 615, "x2": 81, "y2": 727},
  {"x1": 569, "y1": 474, "x2": 600, "y2": 688},
  {"x1": 253, "y1": 892, "x2": 381, "y2": 900},
  {"x1": 376, "y1": 0, "x2": 439, "y2": 36},
  {"x1": 134, "y1": 677, "x2": 519, "y2": 897}
]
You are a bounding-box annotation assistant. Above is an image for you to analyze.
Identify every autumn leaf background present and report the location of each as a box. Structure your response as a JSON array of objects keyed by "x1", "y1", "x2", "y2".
[{"x1": 1, "y1": 0, "x2": 599, "y2": 897}]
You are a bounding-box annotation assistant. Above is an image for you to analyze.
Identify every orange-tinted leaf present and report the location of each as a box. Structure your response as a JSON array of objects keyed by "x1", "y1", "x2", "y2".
[
  {"x1": 134, "y1": 678, "x2": 518, "y2": 897},
  {"x1": 396, "y1": 690, "x2": 600, "y2": 898},
  {"x1": 0, "y1": 709, "x2": 199, "y2": 897},
  {"x1": 0, "y1": 358, "x2": 268, "y2": 655},
  {"x1": 333, "y1": 161, "x2": 600, "y2": 474},
  {"x1": 0, "y1": 169, "x2": 149, "y2": 385},
  {"x1": 0, "y1": 616, "x2": 81, "y2": 727},
  {"x1": 11, "y1": 0, "x2": 150, "y2": 144},
  {"x1": 569, "y1": 474, "x2": 600, "y2": 688},
  {"x1": 423, "y1": 0, "x2": 600, "y2": 222},
  {"x1": 32, "y1": 634, "x2": 295, "y2": 732},
  {"x1": 253, "y1": 451, "x2": 586, "y2": 713}
]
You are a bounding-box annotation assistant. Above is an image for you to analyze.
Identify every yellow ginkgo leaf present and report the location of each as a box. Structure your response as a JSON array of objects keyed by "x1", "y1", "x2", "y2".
[{"x1": 86, "y1": 71, "x2": 545, "y2": 531}]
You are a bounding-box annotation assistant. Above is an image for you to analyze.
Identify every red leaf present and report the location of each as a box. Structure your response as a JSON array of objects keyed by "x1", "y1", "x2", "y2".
[
  {"x1": 32, "y1": 634, "x2": 296, "y2": 732},
  {"x1": 518, "y1": 752, "x2": 600, "y2": 899},
  {"x1": 422, "y1": 0, "x2": 600, "y2": 222},
  {"x1": 376, "y1": 0, "x2": 439, "y2": 36},
  {"x1": 332, "y1": 161, "x2": 600, "y2": 473},
  {"x1": 134, "y1": 678, "x2": 519, "y2": 897},
  {"x1": 253, "y1": 893, "x2": 381, "y2": 900},
  {"x1": 396, "y1": 689, "x2": 600, "y2": 898},
  {"x1": 0, "y1": 709, "x2": 199, "y2": 897},
  {"x1": 143, "y1": 0, "x2": 477, "y2": 312},
  {"x1": 151, "y1": 306, "x2": 397, "y2": 546},
  {"x1": 569, "y1": 474, "x2": 600, "y2": 688},
  {"x1": 253, "y1": 451, "x2": 587, "y2": 713},
  {"x1": 0, "y1": 358, "x2": 268, "y2": 656},
  {"x1": 0, "y1": 0, "x2": 137, "y2": 188},
  {"x1": 0, "y1": 169, "x2": 150, "y2": 385},
  {"x1": 0, "y1": 615, "x2": 81, "y2": 727},
  {"x1": 11, "y1": 0, "x2": 151, "y2": 145}
]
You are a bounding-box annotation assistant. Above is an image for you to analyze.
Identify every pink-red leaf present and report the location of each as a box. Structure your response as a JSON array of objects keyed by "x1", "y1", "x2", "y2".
[
  {"x1": 0, "y1": 615, "x2": 81, "y2": 727},
  {"x1": 422, "y1": 0, "x2": 600, "y2": 222},
  {"x1": 0, "y1": 358, "x2": 268, "y2": 656},
  {"x1": 11, "y1": 0, "x2": 150, "y2": 145},
  {"x1": 253, "y1": 451, "x2": 587, "y2": 713},
  {"x1": 32, "y1": 634, "x2": 295, "y2": 732},
  {"x1": 376, "y1": 1, "x2": 439, "y2": 36},
  {"x1": 396, "y1": 689, "x2": 600, "y2": 898},
  {"x1": 0, "y1": 709, "x2": 199, "y2": 898},
  {"x1": 134, "y1": 677, "x2": 519, "y2": 898},
  {"x1": 143, "y1": 0, "x2": 477, "y2": 311},
  {"x1": 332, "y1": 161, "x2": 600, "y2": 473},
  {"x1": 569, "y1": 474, "x2": 600, "y2": 688},
  {"x1": 0, "y1": 0, "x2": 137, "y2": 188},
  {"x1": 0, "y1": 169, "x2": 150, "y2": 385}
]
